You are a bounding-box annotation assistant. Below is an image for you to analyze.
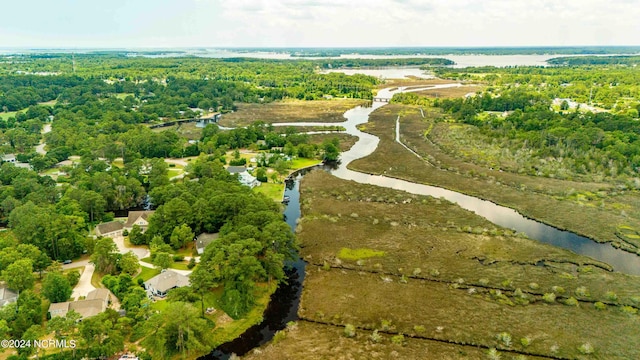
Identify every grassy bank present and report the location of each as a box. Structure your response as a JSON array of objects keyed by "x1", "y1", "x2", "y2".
[
  {"x1": 242, "y1": 321, "x2": 505, "y2": 360},
  {"x1": 219, "y1": 99, "x2": 368, "y2": 127}
]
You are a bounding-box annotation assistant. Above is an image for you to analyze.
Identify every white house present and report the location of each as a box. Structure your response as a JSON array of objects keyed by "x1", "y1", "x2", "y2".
[
  {"x1": 124, "y1": 210, "x2": 155, "y2": 232},
  {"x1": 226, "y1": 166, "x2": 261, "y2": 188},
  {"x1": 1, "y1": 154, "x2": 16, "y2": 163},
  {"x1": 95, "y1": 221, "x2": 124, "y2": 238}
]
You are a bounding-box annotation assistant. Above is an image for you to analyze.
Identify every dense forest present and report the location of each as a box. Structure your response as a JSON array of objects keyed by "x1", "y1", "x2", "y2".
[
  {"x1": 226, "y1": 46, "x2": 640, "y2": 56},
  {"x1": 547, "y1": 55, "x2": 640, "y2": 66},
  {"x1": 0, "y1": 54, "x2": 358, "y2": 358}
]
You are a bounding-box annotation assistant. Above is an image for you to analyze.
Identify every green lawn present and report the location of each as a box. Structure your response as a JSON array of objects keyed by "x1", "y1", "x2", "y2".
[
  {"x1": 134, "y1": 266, "x2": 160, "y2": 283},
  {"x1": 0, "y1": 111, "x2": 21, "y2": 120},
  {"x1": 167, "y1": 169, "x2": 182, "y2": 179},
  {"x1": 150, "y1": 299, "x2": 170, "y2": 311},
  {"x1": 253, "y1": 182, "x2": 284, "y2": 202},
  {"x1": 140, "y1": 257, "x2": 190, "y2": 271},
  {"x1": 290, "y1": 158, "x2": 321, "y2": 170},
  {"x1": 39, "y1": 100, "x2": 58, "y2": 106},
  {"x1": 91, "y1": 270, "x2": 105, "y2": 289},
  {"x1": 115, "y1": 93, "x2": 135, "y2": 100},
  {"x1": 111, "y1": 158, "x2": 124, "y2": 168}
]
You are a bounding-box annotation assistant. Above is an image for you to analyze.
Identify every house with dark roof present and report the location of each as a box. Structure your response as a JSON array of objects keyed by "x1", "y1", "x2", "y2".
[
  {"x1": 144, "y1": 270, "x2": 190, "y2": 297},
  {"x1": 124, "y1": 210, "x2": 155, "y2": 232},
  {"x1": 48, "y1": 288, "x2": 111, "y2": 320},
  {"x1": 195, "y1": 233, "x2": 219, "y2": 255},
  {"x1": 95, "y1": 221, "x2": 124, "y2": 238},
  {"x1": 0, "y1": 285, "x2": 18, "y2": 307}
]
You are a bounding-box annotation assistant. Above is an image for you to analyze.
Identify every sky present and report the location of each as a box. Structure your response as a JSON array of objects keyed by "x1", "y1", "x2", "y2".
[{"x1": 1, "y1": 0, "x2": 638, "y2": 48}]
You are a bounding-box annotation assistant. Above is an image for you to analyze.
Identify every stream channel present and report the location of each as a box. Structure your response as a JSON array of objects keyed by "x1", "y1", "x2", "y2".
[{"x1": 203, "y1": 84, "x2": 640, "y2": 359}]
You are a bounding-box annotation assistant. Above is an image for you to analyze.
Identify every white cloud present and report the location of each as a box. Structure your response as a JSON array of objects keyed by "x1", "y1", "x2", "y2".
[{"x1": 0, "y1": 0, "x2": 638, "y2": 47}]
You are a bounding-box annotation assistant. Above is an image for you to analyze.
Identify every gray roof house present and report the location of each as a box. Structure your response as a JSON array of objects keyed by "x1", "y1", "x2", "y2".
[
  {"x1": 0, "y1": 285, "x2": 18, "y2": 307},
  {"x1": 95, "y1": 221, "x2": 124, "y2": 238},
  {"x1": 145, "y1": 270, "x2": 190, "y2": 298},
  {"x1": 226, "y1": 166, "x2": 260, "y2": 188},
  {"x1": 48, "y1": 288, "x2": 111, "y2": 320},
  {"x1": 195, "y1": 233, "x2": 219, "y2": 255},
  {"x1": 226, "y1": 166, "x2": 247, "y2": 174},
  {"x1": 124, "y1": 210, "x2": 155, "y2": 232}
]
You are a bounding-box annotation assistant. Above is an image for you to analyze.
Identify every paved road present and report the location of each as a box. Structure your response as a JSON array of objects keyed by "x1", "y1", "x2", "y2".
[{"x1": 35, "y1": 123, "x2": 52, "y2": 155}]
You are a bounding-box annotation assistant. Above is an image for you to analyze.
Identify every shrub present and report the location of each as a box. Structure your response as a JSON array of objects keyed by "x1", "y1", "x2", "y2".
[
  {"x1": 172, "y1": 255, "x2": 184, "y2": 262},
  {"x1": 272, "y1": 330, "x2": 287, "y2": 344},
  {"x1": 528, "y1": 282, "x2": 539, "y2": 290},
  {"x1": 478, "y1": 278, "x2": 490, "y2": 286},
  {"x1": 122, "y1": 229, "x2": 129, "y2": 236},
  {"x1": 380, "y1": 319, "x2": 392, "y2": 331},
  {"x1": 487, "y1": 348, "x2": 501, "y2": 360},
  {"x1": 520, "y1": 337, "x2": 531, "y2": 347},
  {"x1": 430, "y1": 269, "x2": 440, "y2": 277},
  {"x1": 66, "y1": 270, "x2": 81, "y2": 287},
  {"x1": 621, "y1": 305, "x2": 638, "y2": 315},
  {"x1": 369, "y1": 330, "x2": 382, "y2": 343},
  {"x1": 496, "y1": 332, "x2": 512, "y2": 347},
  {"x1": 344, "y1": 324, "x2": 356, "y2": 338},
  {"x1": 551, "y1": 286, "x2": 565, "y2": 294},
  {"x1": 578, "y1": 342, "x2": 594, "y2": 355},
  {"x1": 412, "y1": 268, "x2": 422, "y2": 276},
  {"x1": 391, "y1": 334, "x2": 405, "y2": 346},
  {"x1": 575, "y1": 286, "x2": 590, "y2": 297},
  {"x1": 594, "y1": 302, "x2": 606, "y2": 310},
  {"x1": 543, "y1": 293, "x2": 556, "y2": 303},
  {"x1": 605, "y1": 291, "x2": 618, "y2": 302},
  {"x1": 187, "y1": 257, "x2": 196, "y2": 269},
  {"x1": 413, "y1": 325, "x2": 426, "y2": 333},
  {"x1": 563, "y1": 297, "x2": 579, "y2": 307}
]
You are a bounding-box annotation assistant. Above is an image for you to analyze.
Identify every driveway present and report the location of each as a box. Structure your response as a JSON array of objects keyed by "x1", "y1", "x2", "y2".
[
  {"x1": 69, "y1": 262, "x2": 97, "y2": 299},
  {"x1": 112, "y1": 235, "x2": 150, "y2": 259}
]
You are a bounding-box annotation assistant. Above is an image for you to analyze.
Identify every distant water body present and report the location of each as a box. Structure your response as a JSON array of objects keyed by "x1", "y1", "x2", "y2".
[{"x1": 2, "y1": 48, "x2": 634, "y2": 68}]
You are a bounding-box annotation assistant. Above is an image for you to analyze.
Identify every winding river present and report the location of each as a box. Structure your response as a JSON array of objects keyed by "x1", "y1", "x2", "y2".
[
  {"x1": 204, "y1": 84, "x2": 640, "y2": 358},
  {"x1": 274, "y1": 84, "x2": 640, "y2": 275}
]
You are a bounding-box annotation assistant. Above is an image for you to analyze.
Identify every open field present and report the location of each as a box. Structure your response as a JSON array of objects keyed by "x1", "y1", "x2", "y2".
[
  {"x1": 219, "y1": 99, "x2": 368, "y2": 127},
  {"x1": 414, "y1": 84, "x2": 484, "y2": 98},
  {"x1": 347, "y1": 104, "x2": 640, "y2": 250},
  {"x1": 377, "y1": 78, "x2": 466, "y2": 89},
  {"x1": 277, "y1": 171, "x2": 640, "y2": 360},
  {"x1": 0, "y1": 111, "x2": 19, "y2": 120},
  {"x1": 308, "y1": 133, "x2": 358, "y2": 152},
  {"x1": 254, "y1": 182, "x2": 285, "y2": 202},
  {"x1": 151, "y1": 121, "x2": 202, "y2": 140},
  {"x1": 242, "y1": 321, "x2": 511, "y2": 360}
]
